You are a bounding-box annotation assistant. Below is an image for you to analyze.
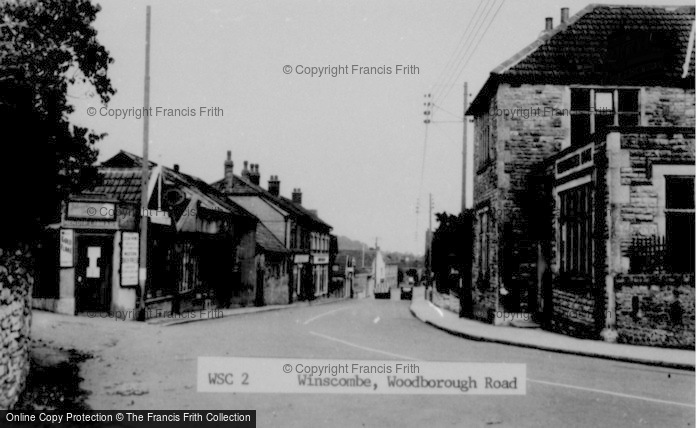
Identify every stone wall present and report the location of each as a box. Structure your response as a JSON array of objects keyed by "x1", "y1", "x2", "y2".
[
  {"x1": 471, "y1": 84, "x2": 567, "y2": 319},
  {"x1": 641, "y1": 87, "x2": 695, "y2": 127},
  {"x1": 614, "y1": 274, "x2": 694, "y2": 348},
  {"x1": 430, "y1": 291, "x2": 460, "y2": 314},
  {"x1": 615, "y1": 129, "x2": 695, "y2": 260},
  {"x1": 549, "y1": 289, "x2": 598, "y2": 339},
  {"x1": 497, "y1": 84, "x2": 567, "y2": 313},
  {"x1": 0, "y1": 243, "x2": 34, "y2": 409}
]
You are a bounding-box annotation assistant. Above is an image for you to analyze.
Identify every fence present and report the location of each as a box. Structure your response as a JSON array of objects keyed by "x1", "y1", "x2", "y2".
[{"x1": 629, "y1": 235, "x2": 668, "y2": 273}]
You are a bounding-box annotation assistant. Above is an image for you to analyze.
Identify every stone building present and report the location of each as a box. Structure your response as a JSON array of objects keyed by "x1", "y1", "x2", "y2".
[
  {"x1": 213, "y1": 152, "x2": 334, "y2": 302},
  {"x1": 466, "y1": 5, "x2": 695, "y2": 347}
]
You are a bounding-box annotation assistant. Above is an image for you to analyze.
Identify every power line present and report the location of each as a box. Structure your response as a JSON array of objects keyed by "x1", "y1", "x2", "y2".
[
  {"x1": 432, "y1": 0, "x2": 491, "y2": 103},
  {"x1": 435, "y1": 0, "x2": 505, "y2": 106},
  {"x1": 430, "y1": 0, "x2": 489, "y2": 99},
  {"x1": 441, "y1": 0, "x2": 505, "y2": 105}
]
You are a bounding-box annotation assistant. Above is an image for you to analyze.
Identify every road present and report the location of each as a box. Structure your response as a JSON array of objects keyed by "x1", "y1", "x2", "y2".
[{"x1": 32, "y1": 298, "x2": 695, "y2": 427}]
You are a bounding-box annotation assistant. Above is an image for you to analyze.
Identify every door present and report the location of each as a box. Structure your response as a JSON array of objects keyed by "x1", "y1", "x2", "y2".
[{"x1": 75, "y1": 235, "x2": 113, "y2": 313}]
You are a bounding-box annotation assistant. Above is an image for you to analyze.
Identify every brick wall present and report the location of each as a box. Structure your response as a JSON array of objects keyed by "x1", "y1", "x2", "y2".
[
  {"x1": 0, "y1": 244, "x2": 34, "y2": 409},
  {"x1": 614, "y1": 274, "x2": 694, "y2": 348}
]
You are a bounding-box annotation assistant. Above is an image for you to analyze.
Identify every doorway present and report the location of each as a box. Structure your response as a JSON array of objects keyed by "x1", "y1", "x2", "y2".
[{"x1": 75, "y1": 235, "x2": 113, "y2": 313}]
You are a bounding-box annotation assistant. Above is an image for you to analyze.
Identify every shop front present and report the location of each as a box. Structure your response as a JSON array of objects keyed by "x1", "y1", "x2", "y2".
[{"x1": 33, "y1": 197, "x2": 140, "y2": 316}]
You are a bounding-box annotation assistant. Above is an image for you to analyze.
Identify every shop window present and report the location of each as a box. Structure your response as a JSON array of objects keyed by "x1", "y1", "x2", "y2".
[{"x1": 559, "y1": 183, "x2": 593, "y2": 280}]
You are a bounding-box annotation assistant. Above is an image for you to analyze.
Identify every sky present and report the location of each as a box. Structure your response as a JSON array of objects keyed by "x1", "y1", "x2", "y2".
[{"x1": 68, "y1": 0, "x2": 689, "y2": 255}]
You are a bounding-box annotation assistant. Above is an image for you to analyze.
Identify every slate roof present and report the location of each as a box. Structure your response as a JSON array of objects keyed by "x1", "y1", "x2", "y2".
[
  {"x1": 85, "y1": 167, "x2": 146, "y2": 203},
  {"x1": 256, "y1": 222, "x2": 289, "y2": 253},
  {"x1": 212, "y1": 176, "x2": 333, "y2": 231},
  {"x1": 468, "y1": 4, "x2": 695, "y2": 114},
  {"x1": 100, "y1": 151, "x2": 256, "y2": 220}
]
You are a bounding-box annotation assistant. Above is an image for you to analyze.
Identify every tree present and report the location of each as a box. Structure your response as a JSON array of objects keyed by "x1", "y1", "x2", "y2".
[{"x1": 1, "y1": 0, "x2": 115, "y2": 239}]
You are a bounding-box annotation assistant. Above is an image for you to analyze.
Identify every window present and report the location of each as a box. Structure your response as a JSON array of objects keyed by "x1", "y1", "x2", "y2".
[
  {"x1": 665, "y1": 176, "x2": 695, "y2": 272},
  {"x1": 570, "y1": 88, "x2": 640, "y2": 146},
  {"x1": 477, "y1": 209, "x2": 490, "y2": 280},
  {"x1": 476, "y1": 115, "x2": 492, "y2": 170},
  {"x1": 559, "y1": 184, "x2": 593, "y2": 279}
]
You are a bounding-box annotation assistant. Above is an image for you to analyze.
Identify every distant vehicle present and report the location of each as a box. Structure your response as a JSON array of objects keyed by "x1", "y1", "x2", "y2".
[{"x1": 400, "y1": 277, "x2": 415, "y2": 300}]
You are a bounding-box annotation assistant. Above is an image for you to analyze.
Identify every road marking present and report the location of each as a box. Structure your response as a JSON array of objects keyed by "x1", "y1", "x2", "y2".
[
  {"x1": 427, "y1": 301, "x2": 444, "y2": 317},
  {"x1": 310, "y1": 331, "x2": 694, "y2": 408},
  {"x1": 303, "y1": 306, "x2": 353, "y2": 325},
  {"x1": 528, "y1": 378, "x2": 695, "y2": 408},
  {"x1": 308, "y1": 331, "x2": 419, "y2": 361},
  {"x1": 373, "y1": 317, "x2": 380, "y2": 324}
]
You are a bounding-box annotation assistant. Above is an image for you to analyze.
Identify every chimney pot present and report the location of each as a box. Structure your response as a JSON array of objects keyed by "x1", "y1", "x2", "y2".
[
  {"x1": 268, "y1": 174, "x2": 280, "y2": 196},
  {"x1": 545, "y1": 17, "x2": 553, "y2": 31},
  {"x1": 224, "y1": 151, "x2": 234, "y2": 192},
  {"x1": 560, "y1": 7, "x2": 569, "y2": 24},
  {"x1": 292, "y1": 188, "x2": 302, "y2": 205},
  {"x1": 250, "y1": 163, "x2": 260, "y2": 185},
  {"x1": 174, "y1": 164, "x2": 180, "y2": 172}
]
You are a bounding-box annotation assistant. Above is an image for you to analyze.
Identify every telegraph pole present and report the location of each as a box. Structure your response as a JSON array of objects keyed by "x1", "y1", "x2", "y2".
[
  {"x1": 461, "y1": 82, "x2": 468, "y2": 212},
  {"x1": 138, "y1": 5, "x2": 151, "y2": 320}
]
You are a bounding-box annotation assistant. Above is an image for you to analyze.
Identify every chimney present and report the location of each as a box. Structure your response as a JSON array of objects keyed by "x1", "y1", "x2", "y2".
[
  {"x1": 560, "y1": 7, "x2": 569, "y2": 24},
  {"x1": 223, "y1": 150, "x2": 233, "y2": 192},
  {"x1": 292, "y1": 188, "x2": 302, "y2": 205},
  {"x1": 250, "y1": 163, "x2": 261, "y2": 186},
  {"x1": 545, "y1": 17, "x2": 553, "y2": 31},
  {"x1": 242, "y1": 160, "x2": 250, "y2": 181},
  {"x1": 174, "y1": 164, "x2": 180, "y2": 173},
  {"x1": 268, "y1": 175, "x2": 280, "y2": 196}
]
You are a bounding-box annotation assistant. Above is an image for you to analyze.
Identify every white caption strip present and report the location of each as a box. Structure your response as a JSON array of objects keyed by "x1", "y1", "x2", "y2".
[{"x1": 198, "y1": 357, "x2": 526, "y2": 395}]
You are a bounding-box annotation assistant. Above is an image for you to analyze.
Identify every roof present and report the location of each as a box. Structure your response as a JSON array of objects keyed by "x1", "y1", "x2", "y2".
[
  {"x1": 212, "y1": 176, "x2": 332, "y2": 231},
  {"x1": 467, "y1": 4, "x2": 695, "y2": 114},
  {"x1": 101, "y1": 151, "x2": 256, "y2": 220},
  {"x1": 256, "y1": 222, "x2": 289, "y2": 253},
  {"x1": 87, "y1": 167, "x2": 146, "y2": 203}
]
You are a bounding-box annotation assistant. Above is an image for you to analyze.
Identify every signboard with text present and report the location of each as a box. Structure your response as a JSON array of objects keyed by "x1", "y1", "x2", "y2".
[
  {"x1": 59, "y1": 229, "x2": 74, "y2": 267},
  {"x1": 121, "y1": 232, "x2": 139, "y2": 286}
]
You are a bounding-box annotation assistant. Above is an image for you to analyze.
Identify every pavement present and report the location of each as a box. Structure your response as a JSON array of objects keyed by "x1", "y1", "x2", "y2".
[
  {"x1": 410, "y1": 287, "x2": 695, "y2": 371},
  {"x1": 146, "y1": 294, "x2": 351, "y2": 326}
]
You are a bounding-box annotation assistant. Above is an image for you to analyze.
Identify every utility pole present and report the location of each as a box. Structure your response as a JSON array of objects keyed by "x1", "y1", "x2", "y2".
[
  {"x1": 461, "y1": 82, "x2": 468, "y2": 212},
  {"x1": 428, "y1": 193, "x2": 434, "y2": 231},
  {"x1": 427, "y1": 193, "x2": 434, "y2": 291},
  {"x1": 138, "y1": 5, "x2": 151, "y2": 320}
]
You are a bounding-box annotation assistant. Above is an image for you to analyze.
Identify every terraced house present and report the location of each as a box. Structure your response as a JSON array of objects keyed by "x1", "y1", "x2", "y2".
[
  {"x1": 466, "y1": 5, "x2": 695, "y2": 348},
  {"x1": 213, "y1": 152, "x2": 334, "y2": 303}
]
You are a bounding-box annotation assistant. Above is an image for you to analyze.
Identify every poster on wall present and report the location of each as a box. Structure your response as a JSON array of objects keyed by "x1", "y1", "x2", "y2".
[
  {"x1": 59, "y1": 229, "x2": 73, "y2": 267},
  {"x1": 120, "y1": 232, "x2": 139, "y2": 286}
]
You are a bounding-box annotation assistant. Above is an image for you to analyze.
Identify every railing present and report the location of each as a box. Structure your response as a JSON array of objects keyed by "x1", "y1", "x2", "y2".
[{"x1": 629, "y1": 235, "x2": 668, "y2": 274}]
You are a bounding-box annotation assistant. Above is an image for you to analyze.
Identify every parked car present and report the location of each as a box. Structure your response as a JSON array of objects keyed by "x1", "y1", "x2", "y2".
[{"x1": 400, "y1": 277, "x2": 415, "y2": 300}]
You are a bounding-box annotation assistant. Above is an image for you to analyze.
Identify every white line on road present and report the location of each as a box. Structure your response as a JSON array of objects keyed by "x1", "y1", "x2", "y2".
[
  {"x1": 527, "y1": 378, "x2": 695, "y2": 408},
  {"x1": 307, "y1": 331, "x2": 694, "y2": 408},
  {"x1": 373, "y1": 317, "x2": 380, "y2": 324},
  {"x1": 303, "y1": 306, "x2": 353, "y2": 325},
  {"x1": 308, "y1": 331, "x2": 420, "y2": 361}
]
